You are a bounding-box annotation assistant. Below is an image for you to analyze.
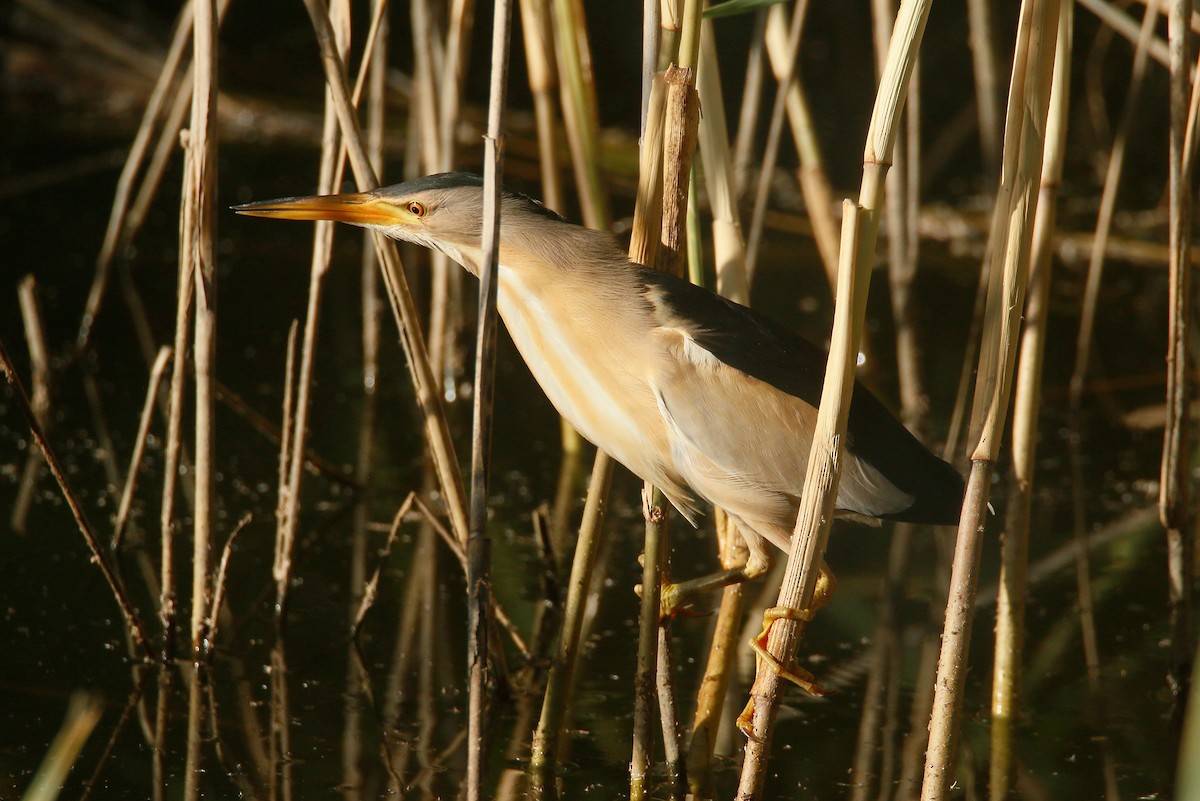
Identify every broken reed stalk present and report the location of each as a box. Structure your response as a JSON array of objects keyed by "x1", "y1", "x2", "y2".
[
  {"x1": 696, "y1": 21, "x2": 750, "y2": 304},
  {"x1": 113, "y1": 346, "x2": 174, "y2": 550},
  {"x1": 464, "y1": 0, "x2": 515, "y2": 795},
  {"x1": 736, "y1": 4, "x2": 931, "y2": 797},
  {"x1": 1163, "y1": 0, "x2": 1194, "y2": 701},
  {"x1": 762, "y1": 2, "x2": 840, "y2": 289},
  {"x1": 921, "y1": 2, "x2": 1061, "y2": 798},
  {"x1": 0, "y1": 338, "x2": 155, "y2": 663},
  {"x1": 989, "y1": 5, "x2": 1071, "y2": 795},
  {"x1": 12, "y1": 275, "x2": 51, "y2": 533},
  {"x1": 745, "y1": 0, "x2": 810, "y2": 285},
  {"x1": 632, "y1": 58, "x2": 700, "y2": 800},
  {"x1": 300, "y1": 0, "x2": 470, "y2": 546},
  {"x1": 631, "y1": 74, "x2": 667, "y2": 266}
]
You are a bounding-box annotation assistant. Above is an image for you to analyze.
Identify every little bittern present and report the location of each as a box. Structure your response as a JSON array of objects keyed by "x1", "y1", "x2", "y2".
[{"x1": 235, "y1": 173, "x2": 963, "y2": 588}]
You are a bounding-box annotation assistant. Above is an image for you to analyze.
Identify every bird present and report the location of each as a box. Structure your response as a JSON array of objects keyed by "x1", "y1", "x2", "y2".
[{"x1": 235, "y1": 172, "x2": 963, "y2": 690}]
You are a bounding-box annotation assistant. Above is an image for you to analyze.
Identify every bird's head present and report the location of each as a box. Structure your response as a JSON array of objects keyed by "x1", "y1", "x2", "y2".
[{"x1": 233, "y1": 172, "x2": 567, "y2": 274}]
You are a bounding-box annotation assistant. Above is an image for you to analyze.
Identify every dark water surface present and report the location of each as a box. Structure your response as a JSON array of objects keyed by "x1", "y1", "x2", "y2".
[{"x1": 1, "y1": 4, "x2": 1183, "y2": 800}]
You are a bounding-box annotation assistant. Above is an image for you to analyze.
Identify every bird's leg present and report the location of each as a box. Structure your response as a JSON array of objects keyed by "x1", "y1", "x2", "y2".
[
  {"x1": 658, "y1": 527, "x2": 772, "y2": 617},
  {"x1": 736, "y1": 561, "x2": 837, "y2": 737}
]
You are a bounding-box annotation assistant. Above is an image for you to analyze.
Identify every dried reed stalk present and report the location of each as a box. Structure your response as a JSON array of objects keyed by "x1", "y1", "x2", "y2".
[
  {"x1": 529, "y1": 453, "x2": 614, "y2": 773},
  {"x1": 1162, "y1": 0, "x2": 1194, "y2": 701},
  {"x1": 159, "y1": 181, "x2": 194, "y2": 657},
  {"x1": 631, "y1": 74, "x2": 668, "y2": 266},
  {"x1": 207, "y1": 513, "x2": 250, "y2": 647},
  {"x1": 273, "y1": 0, "x2": 352, "y2": 620},
  {"x1": 553, "y1": 0, "x2": 610, "y2": 226},
  {"x1": 300, "y1": 0, "x2": 470, "y2": 545},
  {"x1": 656, "y1": 621, "x2": 685, "y2": 801},
  {"x1": 686, "y1": 511, "x2": 748, "y2": 800},
  {"x1": 273, "y1": 321, "x2": 299, "y2": 613},
  {"x1": 1062, "y1": 9, "x2": 1158, "y2": 797},
  {"x1": 0, "y1": 338, "x2": 155, "y2": 662},
  {"x1": 696, "y1": 21, "x2": 750, "y2": 304},
  {"x1": 183, "y1": 0, "x2": 218, "y2": 660},
  {"x1": 849, "y1": 3, "x2": 926, "y2": 785},
  {"x1": 530, "y1": 0, "x2": 620, "y2": 772},
  {"x1": 732, "y1": 11, "x2": 768, "y2": 188},
  {"x1": 518, "y1": 0, "x2": 587, "y2": 557},
  {"x1": 632, "y1": 57, "x2": 700, "y2": 800},
  {"x1": 921, "y1": 2, "x2": 1062, "y2": 798},
  {"x1": 12, "y1": 276, "x2": 51, "y2": 533},
  {"x1": 343, "y1": 5, "x2": 387, "y2": 791},
  {"x1": 737, "y1": 4, "x2": 931, "y2": 797},
  {"x1": 967, "y1": 0, "x2": 1002, "y2": 183},
  {"x1": 632, "y1": 488, "x2": 668, "y2": 801},
  {"x1": 112, "y1": 346, "x2": 173, "y2": 550},
  {"x1": 464, "y1": 0, "x2": 515, "y2": 794},
  {"x1": 76, "y1": 0, "x2": 193, "y2": 349},
  {"x1": 1076, "y1": 0, "x2": 1173, "y2": 69},
  {"x1": 989, "y1": 5, "x2": 1071, "y2": 795},
  {"x1": 745, "y1": 0, "x2": 810, "y2": 285},
  {"x1": 22, "y1": 692, "x2": 104, "y2": 801},
  {"x1": 182, "y1": 659, "x2": 204, "y2": 801},
  {"x1": 761, "y1": 2, "x2": 840, "y2": 288}
]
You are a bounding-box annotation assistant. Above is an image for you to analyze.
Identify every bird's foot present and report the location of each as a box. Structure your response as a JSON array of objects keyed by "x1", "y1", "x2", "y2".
[
  {"x1": 736, "y1": 605, "x2": 828, "y2": 738},
  {"x1": 657, "y1": 567, "x2": 747, "y2": 619}
]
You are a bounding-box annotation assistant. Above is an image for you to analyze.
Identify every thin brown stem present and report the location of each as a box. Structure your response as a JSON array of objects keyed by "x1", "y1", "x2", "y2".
[{"x1": 0, "y1": 337, "x2": 155, "y2": 662}]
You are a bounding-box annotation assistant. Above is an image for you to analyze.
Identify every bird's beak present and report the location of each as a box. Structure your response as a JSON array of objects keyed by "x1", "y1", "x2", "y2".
[{"x1": 232, "y1": 192, "x2": 404, "y2": 226}]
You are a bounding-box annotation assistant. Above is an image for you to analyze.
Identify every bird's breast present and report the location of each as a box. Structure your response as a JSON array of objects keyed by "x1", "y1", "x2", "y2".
[{"x1": 495, "y1": 267, "x2": 673, "y2": 483}]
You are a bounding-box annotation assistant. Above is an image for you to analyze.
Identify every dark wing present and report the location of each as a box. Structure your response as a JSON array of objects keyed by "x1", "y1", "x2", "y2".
[{"x1": 639, "y1": 268, "x2": 964, "y2": 526}]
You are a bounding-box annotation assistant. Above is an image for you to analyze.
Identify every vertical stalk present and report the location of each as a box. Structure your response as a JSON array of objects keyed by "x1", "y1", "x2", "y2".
[
  {"x1": 275, "y1": 0, "x2": 352, "y2": 619},
  {"x1": 187, "y1": 0, "x2": 218, "y2": 659},
  {"x1": 967, "y1": 0, "x2": 1002, "y2": 184},
  {"x1": 631, "y1": 489, "x2": 667, "y2": 801},
  {"x1": 762, "y1": 2, "x2": 841, "y2": 289},
  {"x1": 696, "y1": 21, "x2": 750, "y2": 304},
  {"x1": 466, "y1": 0, "x2": 515, "y2": 796},
  {"x1": 922, "y1": 2, "x2": 1061, "y2": 797},
  {"x1": 736, "y1": 4, "x2": 931, "y2": 796},
  {"x1": 530, "y1": 453, "x2": 614, "y2": 774},
  {"x1": 343, "y1": 3, "x2": 388, "y2": 796},
  {"x1": 989, "y1": 4, "x2": 1071, "y2": 796},
  {"x1": 1162, "y1": 0, "x2": 1194, "y2": 703}
]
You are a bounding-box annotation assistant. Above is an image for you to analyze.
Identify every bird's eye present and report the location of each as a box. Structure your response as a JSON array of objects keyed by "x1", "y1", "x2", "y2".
[{"x1": 406, "y1": 201, "x2": 427, "y2": 218}]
